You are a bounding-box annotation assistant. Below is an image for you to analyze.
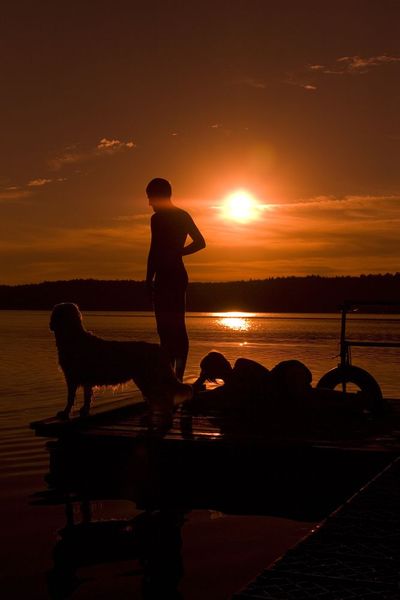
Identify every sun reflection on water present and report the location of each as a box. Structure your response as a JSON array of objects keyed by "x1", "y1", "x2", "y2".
[{"x1": 215, "y1": 311, "x2": 255, "y2": 332}]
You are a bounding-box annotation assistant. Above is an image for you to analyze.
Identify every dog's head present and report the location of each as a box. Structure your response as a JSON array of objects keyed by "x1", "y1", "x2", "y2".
[{"x1": 50, "y1": 302, "x2": 84, "y2": 334}]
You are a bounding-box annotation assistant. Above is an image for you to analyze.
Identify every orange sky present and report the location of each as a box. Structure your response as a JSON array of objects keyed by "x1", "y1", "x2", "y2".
[{"x1": 1, "y1": 2, "x2": 400, "y2": 284}]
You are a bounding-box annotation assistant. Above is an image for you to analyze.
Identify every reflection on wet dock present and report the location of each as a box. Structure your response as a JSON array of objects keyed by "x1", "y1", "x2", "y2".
[
  {"x1": 30, "y1": 397, "x2": 400, "y2": 521},
  {"x1": 30, "y1": 397, "x2": 400, "y2": 598}
]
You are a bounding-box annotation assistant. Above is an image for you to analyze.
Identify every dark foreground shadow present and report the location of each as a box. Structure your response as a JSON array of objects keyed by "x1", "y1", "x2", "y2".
[
  {"x1": 31, "y1": 415, "x2": 394, "y2": 599},
  {"x1": 45, "y1": 501, "x2": 184, "y2": 599}
]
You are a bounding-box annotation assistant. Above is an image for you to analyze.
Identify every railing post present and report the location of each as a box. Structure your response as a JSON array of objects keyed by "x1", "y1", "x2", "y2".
[{"x1": 339, "y1": 304, "x2": 349, "y2": 368}]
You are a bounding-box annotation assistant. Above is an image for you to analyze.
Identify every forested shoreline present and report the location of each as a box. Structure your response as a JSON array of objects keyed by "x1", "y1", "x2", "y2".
[{"x1": 1, "y1": 274, "x2": 400, "y2": 312}]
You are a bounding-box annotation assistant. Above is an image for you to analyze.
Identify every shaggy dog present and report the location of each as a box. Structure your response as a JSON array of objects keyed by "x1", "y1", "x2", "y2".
[{"x1": 50, "y1": 302, "x2": 192, "y2": 422}]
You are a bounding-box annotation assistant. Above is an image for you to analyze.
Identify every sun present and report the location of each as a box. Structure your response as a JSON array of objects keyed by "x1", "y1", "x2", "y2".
[{"x1": 222, "y1": 190, "x2": 260, "y2": 223}]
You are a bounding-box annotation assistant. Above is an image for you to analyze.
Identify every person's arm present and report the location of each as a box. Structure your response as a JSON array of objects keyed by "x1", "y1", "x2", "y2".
[
  {"x1": 192, "y1": 371, "x2": 207, "y2": 392},
  {"x1": 186, "y1": 385, "x2": 230, "y2": 414},
  {"x1": 181, "y1": 215, "x2": 206, "y2": 256}
]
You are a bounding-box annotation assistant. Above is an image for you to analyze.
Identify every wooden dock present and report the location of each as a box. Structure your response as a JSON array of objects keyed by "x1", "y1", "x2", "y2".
[
  {"x1": 31, "y1": 397, "x2": 400, "y2": 521},
  {"x1": 30, "y1": 397, "x2": 400, "y2": 598},
  {"x1": 234, "y1": 455, "x2": 400, "y2": 599},
  {"x1": 30, "y1": 393, "x2": 400, "y2": 449}
]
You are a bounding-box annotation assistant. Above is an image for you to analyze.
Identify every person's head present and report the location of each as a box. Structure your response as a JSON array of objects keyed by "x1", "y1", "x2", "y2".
[
  {"x1": 146, "y1": 178, "x2": 172, "y2": 211},
  {"x1": 199, "y1": 351, "x2": 233, "y2": 383}
]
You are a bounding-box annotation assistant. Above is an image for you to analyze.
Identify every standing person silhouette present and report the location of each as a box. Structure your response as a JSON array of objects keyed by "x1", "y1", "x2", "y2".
[{"x1": 146, "y1": 178, "x2": 206, "y2": 380}]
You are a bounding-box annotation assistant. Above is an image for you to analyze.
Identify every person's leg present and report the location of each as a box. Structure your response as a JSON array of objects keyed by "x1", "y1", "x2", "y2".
[
  {"x1": 154, "y1": 287, "x2": 176, "y2": 368},
  {"x1": 172, "y1": 282, "x2": 189, "y2": 381},
  {"x1": 157, "y1": 309, "x2": 188, "y2": 380},
  {"x1": 174, "y1": 315, "x2": 188, "y2": 381},
  {"x1": 154, "y1": 282, "x2": 188, "y2": 381}
]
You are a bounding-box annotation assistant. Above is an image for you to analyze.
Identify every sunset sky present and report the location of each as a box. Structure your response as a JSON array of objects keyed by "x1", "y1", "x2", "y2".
[{"x1": 1, "y1": 1, "x2": 400, "y2": 284}]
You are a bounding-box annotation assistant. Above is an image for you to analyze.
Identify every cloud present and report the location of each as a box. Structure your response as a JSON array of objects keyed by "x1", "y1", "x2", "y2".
[
  {"x1": 283, "y1": 73, "x2": 318, "y2": 92},
  {"x1": 28, "y1": 178, "x2": 53, "y2": 187},
  {"x1": 309, "y1": 54, "x2": 400, "y2": 75},
  {"x1": 263, "y1": 195, "x2": 400, "y2": 259},
  {"x1": 197, "y1": 194, "x2": 400, "y2": 277},
  {"x1": 49, "y1": 138, "x2": 136, "y2": 170},
  {"x1": 0, "y1": 215, "x2": 153, "y2": 283},
  {"x1": 0, "y1": 220, "x2": 149, "y2": 255},
  {"x1": 0, "y1": 177, "x2": 67, "y2": 200},
  {"x1": 0, "y1": 188, "x2": 32, "y2": 202},
  {"x1": 112, "y1": 213, "x2": 149, "y2": 222},
  {"x1": 2, "y1": 193, "x2": 400, "y2": 283},
  {"x1": 338, "y1": 55, "x2": 400, "y2": 72},
  {"x1": 97, "y1": 138, "x2": 135, "y2": 151},
  {"x1": 233, "y1": 77, "x2": 267, "y2": 89},
  {"x1": 48, "y1": 146, "x2": 87, "y2": 170}
]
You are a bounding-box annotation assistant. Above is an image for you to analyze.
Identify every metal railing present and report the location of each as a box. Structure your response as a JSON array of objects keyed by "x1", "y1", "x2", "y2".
[{"x1": 339, "y1": 301, "x2": 400, "y2": 368}]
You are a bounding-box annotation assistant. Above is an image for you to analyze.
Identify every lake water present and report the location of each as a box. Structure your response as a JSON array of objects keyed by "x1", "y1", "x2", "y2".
[{"x1": 1, "y1": 310, "x2": 399, "y2": 598}]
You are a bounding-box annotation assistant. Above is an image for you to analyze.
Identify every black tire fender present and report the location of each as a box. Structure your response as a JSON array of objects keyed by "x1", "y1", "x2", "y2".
[{"x1": 317, "y1": 366, "x2": 383, "y2": 413}]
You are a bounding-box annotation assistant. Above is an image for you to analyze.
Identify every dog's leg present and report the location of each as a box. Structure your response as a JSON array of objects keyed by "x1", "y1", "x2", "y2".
[
  {"x1": 56, "y1": 382, "x2": 78, "y2": 420},
  {"x1": 80, "y1": 386, "x2": 93, "y2": 418}
]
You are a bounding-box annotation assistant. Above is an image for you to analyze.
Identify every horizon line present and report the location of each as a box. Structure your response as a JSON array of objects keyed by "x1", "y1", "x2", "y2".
[{"x1": 1, "y1": 272, "x2": 400, "y2": 287}]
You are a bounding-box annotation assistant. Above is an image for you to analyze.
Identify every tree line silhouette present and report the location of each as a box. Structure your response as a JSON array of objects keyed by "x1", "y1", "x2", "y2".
[{"x1": 1, "y1": 274, "x2": 400, "y2": 312}]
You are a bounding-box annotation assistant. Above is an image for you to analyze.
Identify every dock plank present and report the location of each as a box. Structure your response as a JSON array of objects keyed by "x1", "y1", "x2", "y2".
[
  {"x1": 31, "y1": 402, "x2": 400, "y2": 452},
  {"x1": 234, "y1": 457, "x2": 400, "y2": 599}
]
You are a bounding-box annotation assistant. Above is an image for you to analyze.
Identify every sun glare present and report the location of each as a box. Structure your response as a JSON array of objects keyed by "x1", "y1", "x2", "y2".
[
  {"x1": 214, "y1": 311, "x2": 256, "y2": 332},
  {"x1": 222, "y1": 190, "x2": 260, "y2": 223},
  {"x1": 218, "y1": 317, "x2": 250, "y2": 331}
]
